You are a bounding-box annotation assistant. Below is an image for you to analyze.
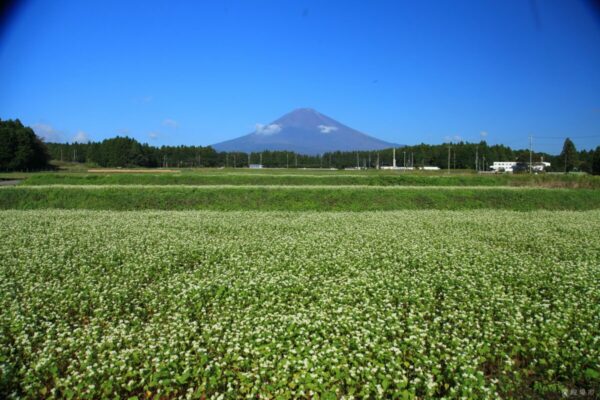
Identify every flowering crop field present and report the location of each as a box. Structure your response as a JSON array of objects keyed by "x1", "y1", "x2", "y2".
[{"x1": 1, "y1": 210, "x2": 599, "y2": 399}]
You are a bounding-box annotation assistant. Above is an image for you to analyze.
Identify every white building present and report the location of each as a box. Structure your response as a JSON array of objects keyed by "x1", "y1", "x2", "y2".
[
  {"x1": 490, "y1": 161, "x2": 551, "y2": 173},
  {"x1": 532, "y1": 162, "x2": 551, "y2": 172},
  {"x1": 249, "y1": 164, "x2": 263, "y2": 169},
  {"x1": 490, "y1": 161, "x2": 518, "y2": 172},
  {"x1": 381, "y1": 166, "x2": 414, "y2": 170},
  {"x1": 420, "y1": 166, "x2": 440, "y2": 171}
]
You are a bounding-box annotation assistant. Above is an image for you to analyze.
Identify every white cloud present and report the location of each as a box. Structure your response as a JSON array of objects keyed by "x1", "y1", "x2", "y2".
[
  {"x1": 318, "y1": 125, "x2": 338, "y2": 133},
  {"x1": 163, "y1": 119, "x2": 178, "y2": 128},
  {"x1": 116, "y1": 128, "x2": 130, "y2": 135},
  {"x1": 32, "y1": 123, "x2": 63, "y2": 142},
  {"x1": 453, "y1": 135, "x2": 462, "y2": 142},
  {"x1": 148, "y1": 132, "x2": 160, "y2": 140},
  {"x1": 480, "y1": 131, "x2": 488, "y2": 138},
  {"x1": 255, "y1": 123, "x2": 282, "y2": 135},
  {"x1": 72, "y1": 131, "x2": 90, "y2": 143}
]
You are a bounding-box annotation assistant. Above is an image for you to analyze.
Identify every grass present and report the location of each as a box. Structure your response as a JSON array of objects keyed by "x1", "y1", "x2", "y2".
[
  {"x1": 2, "y1": 185, "x2": 599, "y2": 211},
  {"x1": 16, "y1": 170, "x2": 600, "y2": 188},
  {"x1": 0, "y1": 172, "x2": 31, "y2": 180}
]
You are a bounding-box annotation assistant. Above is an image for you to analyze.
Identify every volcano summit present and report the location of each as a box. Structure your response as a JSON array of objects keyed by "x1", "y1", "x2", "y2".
[{"x1": 212, "y1": 108, "x2": 397, "y2": 155}]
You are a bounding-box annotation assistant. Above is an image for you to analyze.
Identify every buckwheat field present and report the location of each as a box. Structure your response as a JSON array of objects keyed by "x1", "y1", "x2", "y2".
[{"x1": 1, "y1": 210, "x2": 599, "y2": 399}]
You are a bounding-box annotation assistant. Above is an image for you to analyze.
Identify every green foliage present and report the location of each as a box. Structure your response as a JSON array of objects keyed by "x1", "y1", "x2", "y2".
[
  {"x1": 44, "y1": 137, "x2": 591, "y2": 171},
  {"x1": 2, "y1": 186, "x2": 600, "y2": 211},
  {"x1": 1, "y1": 210, "x2": 599, "y2": 398},
  {"x1": 592, "y1": 146, "x2": 600, "y2": 176},
  {"x1": 19, "y1": 170, "x2": 600, "y2": 188},
  {"x1": 96, "y1": 136, "x2": 152, "y2": 167},
  {"x1": 0, "y1": 119, "x2": 51, "y2": 171},
  {"x1": 560, "y1": 138, "x2": 578, "y2": 172},
  {"x1": 46, "y1": 139, "x2": 222, "y2": 168},
  {"x1": 46, "y1": 138, "x2": 221, "y2": 168}
]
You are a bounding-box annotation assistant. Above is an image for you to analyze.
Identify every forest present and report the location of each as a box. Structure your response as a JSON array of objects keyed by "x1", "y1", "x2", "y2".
[
  {"x1": 45, "y1": 135, "x2": 600, "y2": 173},
  {"x1": 2, "y1": 119, "x2": 600, "y2": 173},
  {"x1": 0, "y1": 119, "x2": 51, "y2": 171}
]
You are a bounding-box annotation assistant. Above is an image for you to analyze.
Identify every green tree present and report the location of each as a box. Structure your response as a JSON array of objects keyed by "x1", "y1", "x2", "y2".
[
  {"x1": 0, "y1": 119, "x2": 51, "y2": 171},
  {"x1": 94, "y1": 137, "x2": 152, "y2": 167},
  {"x1": 592, "y1": 146, "x2": 600, "y2": 176},
  {"x1": 559, "y1": 138, "x2": 578, "y2": 172}
]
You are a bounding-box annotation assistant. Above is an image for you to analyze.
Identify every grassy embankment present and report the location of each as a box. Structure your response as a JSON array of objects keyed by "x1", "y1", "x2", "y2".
[
  {"x1": 1, "y1": 186, "x2": 600, "y2": 211},
  {"x1": 15, "y1": 171, "x2": 600, "y2": 188}
]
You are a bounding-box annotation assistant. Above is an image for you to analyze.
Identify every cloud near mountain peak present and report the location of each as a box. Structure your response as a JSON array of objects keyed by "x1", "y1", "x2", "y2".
[
  {"x1": 318, "y1": 125, "x2": 338, "y2": 133},
  {"x1": 255, "y1": 123, "x2": 282, "y2": 135}
]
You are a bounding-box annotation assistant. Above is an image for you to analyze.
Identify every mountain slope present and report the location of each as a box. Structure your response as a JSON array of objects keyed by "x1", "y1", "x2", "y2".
[{"x1": 212, "y1": 108, "x2": 398, "y2": 154}]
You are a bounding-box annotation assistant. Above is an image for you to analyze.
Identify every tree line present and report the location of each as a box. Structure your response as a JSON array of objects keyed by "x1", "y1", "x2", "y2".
[
  {"x1": 44, "y1": 135, "x2": 600, "y2": 173},
  {"x1": 0, "y1": 119, "x2": 51, "y2": 171},
  {"x1": 2, "y1": 118, "x2": 600, "y2": 174}
]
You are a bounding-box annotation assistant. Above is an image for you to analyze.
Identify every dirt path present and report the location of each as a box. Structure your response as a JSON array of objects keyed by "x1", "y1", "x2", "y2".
[{"x1": 0, "y1": 180, "x2": 22, "y2": 186}]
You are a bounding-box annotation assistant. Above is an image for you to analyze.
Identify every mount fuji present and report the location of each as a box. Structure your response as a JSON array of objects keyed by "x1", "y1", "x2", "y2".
[{"x1": 212, "y1": 108, "x2": 398, "y2": 155}]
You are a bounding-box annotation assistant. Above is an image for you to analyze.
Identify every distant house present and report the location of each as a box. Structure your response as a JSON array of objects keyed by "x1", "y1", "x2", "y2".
[
  {"x1": 420, "y1": 166, "x2": 440, "y2": 171},
  {"x1": 490, "y1": 161, "x2": 518, "y2": 172},
  {"x1": 490, "y1": 161, "x2": 551, "y2": 173},
  {"x1": 532, "y1": 162, "x2": 551, "y2": 172},
  {"x1": 249, "y1": 164, "x2": 263, "y2": 169}
]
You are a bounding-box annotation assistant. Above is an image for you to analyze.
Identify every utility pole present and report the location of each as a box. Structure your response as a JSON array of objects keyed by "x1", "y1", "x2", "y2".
[
  {"x1": 453, "y1": 149, "x2": 456, "y2": 170},
  {"x1": 286, "y1": 153, "x2": 289, "y2": 168},
  {"x1": 233, "y1": 154, "x2": 236, "y2": 168},
  {"x1": 475, "y1": 146, "x2": 479, "y2": 172},
  {"x1": 448, "y1": 145, "x2": 451, "y2": 174},
  {"x1": 403, "y1": 151, "x2": 406, "y2": 168},
  {"x1": 295, "y1": 154, "x2": 298, "y2": 168},
  {"x1": 529, "y1": 135, "x2": 533, "y2": 174},
  {"x1": 356, "y1": 152, "x2": 359, "y2": 169},
  {"x1": 376, "y1": 152, "x2": 380, "y2": 169},
  {"x1": 260, "y1": 152, "x2": 262, "y2": 166}
]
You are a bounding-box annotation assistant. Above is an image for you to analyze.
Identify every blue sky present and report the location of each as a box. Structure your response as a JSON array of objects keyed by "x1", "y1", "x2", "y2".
[{"x1": 1, "y1": 0, "x2": 599, "y2": 153}]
